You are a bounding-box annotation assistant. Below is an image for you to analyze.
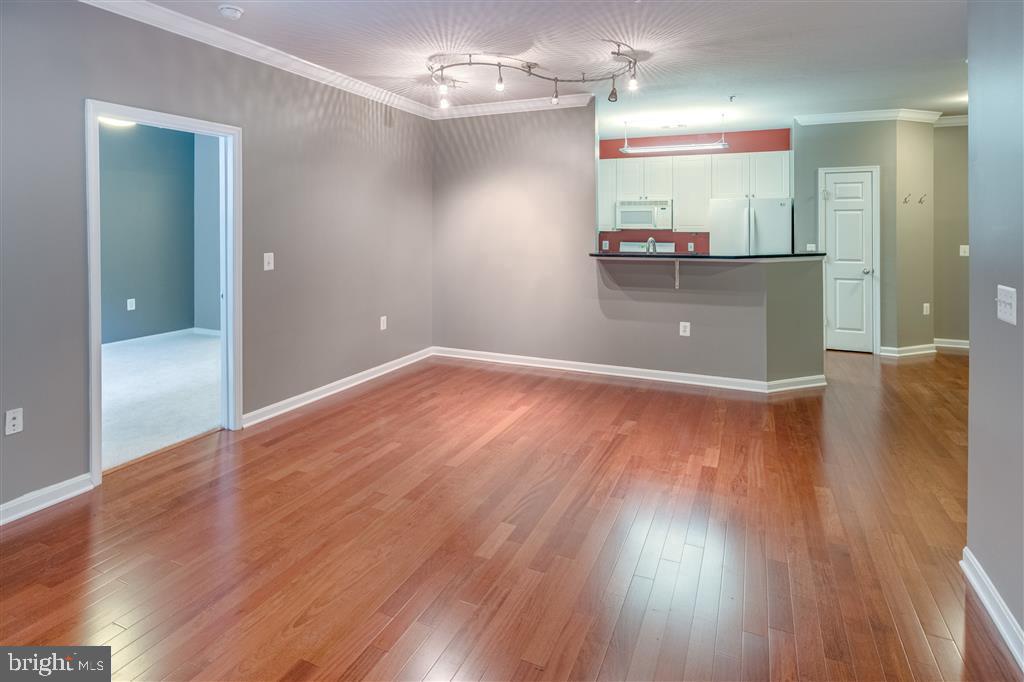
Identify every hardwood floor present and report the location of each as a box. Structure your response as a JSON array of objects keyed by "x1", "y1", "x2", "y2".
[{"x1": 2, "y1": 351, "x2": 1021, "y2": 681}]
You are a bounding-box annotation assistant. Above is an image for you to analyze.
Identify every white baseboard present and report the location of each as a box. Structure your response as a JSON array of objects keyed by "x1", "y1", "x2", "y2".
[
  {"x1": 934, "y1": 338, "x2": 970, "y2": 350},
  {"x1": 879, "y1": 343, "x2": 937, "y2": 357},
  {"x1": 961, "y1": 547, "x2": 1024, "y2": 671},
  {"x1": 0, "y1": 474, "x2": 93, "y2": 526},
  {"x1": 242, "y1": 348, "x2": 434, "y2": 427},
  {"x1": 102, "y1": 327, "x2": 219, "y2": 346},
  {"x1": 431, "y1": 347, "x2": 826, "y2": 394},
  {"x1": 191, "y1": 327, "x2": 221, "y2": 337}
]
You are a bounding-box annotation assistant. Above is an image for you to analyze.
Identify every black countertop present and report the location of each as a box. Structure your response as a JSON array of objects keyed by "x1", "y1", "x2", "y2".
[{"x1": 589, "y1": 252, "x2": 826, "y2": 260}]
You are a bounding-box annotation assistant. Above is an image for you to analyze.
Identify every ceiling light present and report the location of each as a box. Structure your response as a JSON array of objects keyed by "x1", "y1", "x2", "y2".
[
  {"x1": 627, "y1": 67, "x2": 638, "y2": 91},
  {"x1": 439, "y1": 97, "x2": 450, "y2": 109},
  {"x1": 551, "y1": 79, "x2": 559, "y2": 105},
  {"x1": 620, "y1": 141, "x2": 729, "y2": 154},
  {"x1": 608, "y1": 76, "x2": 618, "y2": 103},
  {"x1": 217, "y1": 4, "x2": 243, "y2": 21},
  {"x1": 438, "y1": 82, "x2": 449, "y2": 95},
  {"x1": 495, "y1": 64, "x2": 505, "y2": 92},
  {"x1": 97, "y1": 116, "x2": 136, "y2": 128}
]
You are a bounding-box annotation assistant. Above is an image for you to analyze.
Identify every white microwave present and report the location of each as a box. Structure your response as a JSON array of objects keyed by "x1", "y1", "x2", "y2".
[{"x1": 617, "y1": 200, "x2": 672, "y2": 229}]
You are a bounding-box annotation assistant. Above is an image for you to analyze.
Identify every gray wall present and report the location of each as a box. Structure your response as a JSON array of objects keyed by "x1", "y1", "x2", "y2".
[
  {"x1": 793, "y1": 121, "x2": 900, "y2": 346},
  {"x1": 966, "y1": 0, "x2": 1024, "y2": 628},
  {"x1": 895, "y1": 121, "x2": 935, "y2": 347},
  {"x1": 0, "y1": 0, "x2": 433, "y2": 503},
  {"x1": 933, "y1": 126, "x2": 969, "y2": 341},
  {"x1": 432, "y1": 105, "x2": 823, "y2": 383},
  {"x1": 100, "y1": 124, "x2": 195, "y2": 343},
  {"x1": 193, "y1": 134, "x2": 221, "y2": 331}
]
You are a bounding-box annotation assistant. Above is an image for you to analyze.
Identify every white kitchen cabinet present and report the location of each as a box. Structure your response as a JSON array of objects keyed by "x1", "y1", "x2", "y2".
[
  {"x1": 616, "y1": 158, "x2": 645, "y2": 201},
  {"x1": 642, "y1": 157, "x2": 674, "y2": 198},
  {"x1": 672, "y1": 155, "x2": 711, "y2": 228},
  {"x1": 750, "y1": 150, "x2": 791, "y2": 198},
  {"x1": 597, "y1": 159, "x2": 618, "y2": 229},
  {"x1": 711, "y1": 153, "x2": 751, "y2": 199}
]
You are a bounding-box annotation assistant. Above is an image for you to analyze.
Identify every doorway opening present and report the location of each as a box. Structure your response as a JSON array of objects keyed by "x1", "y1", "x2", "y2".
[
  {"x1": 818, "y1": 166, "x2": 881, "y2": 354},
  {"x1": 85, "y1": 101, "x2": 242, "y2": 483}
]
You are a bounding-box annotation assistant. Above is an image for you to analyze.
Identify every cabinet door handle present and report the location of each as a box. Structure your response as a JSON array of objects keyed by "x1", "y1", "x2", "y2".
[{"x1": 862, "y1": 268, "x2": 874, "y2": 275}]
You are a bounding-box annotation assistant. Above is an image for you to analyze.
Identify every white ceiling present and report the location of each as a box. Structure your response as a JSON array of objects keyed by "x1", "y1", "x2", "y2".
[{"x1": 148, "y1": 0, "x2": 968, "y2": 135}]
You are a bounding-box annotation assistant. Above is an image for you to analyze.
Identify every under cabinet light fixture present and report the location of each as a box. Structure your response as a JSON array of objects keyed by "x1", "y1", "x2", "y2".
[{"x1": 619, "y1": 114, "x2": 729, "y2": 154}]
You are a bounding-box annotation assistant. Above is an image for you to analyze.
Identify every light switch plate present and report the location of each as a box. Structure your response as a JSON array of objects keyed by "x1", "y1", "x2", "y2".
[
  {"x1": 380, "y1": 315, "x2": 387, "y2": 331},
  {"x1": 263, "y1": 252, "x2": 275, "y2": 271},
  {"x1": 923, "y1": 302, "x2": 930, "y2": 315},
  {"x1": 126, "y1": 298, "x2": 135, "y2": 311},
  {"x1": 5, "y1": 408, "x2": 23, "y2": 436},
  {"x1": 997, "y1": 285, "x2": 1017, "y2": 325},
  {"x1": 959, "y1": 244, "x2": 970, "y2": 257},
  {"x1": 679, "y1": 321, "x2": 691, "y2": 337},
  {"x1": 806, "y1": 243, "x2": 817, "y2": 252}
]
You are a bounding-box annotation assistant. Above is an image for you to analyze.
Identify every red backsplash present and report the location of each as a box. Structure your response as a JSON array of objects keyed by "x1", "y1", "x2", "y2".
[
  {"x1": 600, "y1": 128, "x2": 790, "y2": 159},
  {"x1": 598, "y1": 230, "x2": 710, "y2": 255}
]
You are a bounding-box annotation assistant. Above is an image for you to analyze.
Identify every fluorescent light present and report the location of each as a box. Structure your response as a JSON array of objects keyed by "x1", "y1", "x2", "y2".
[
  {"x1": 98, "y1": 116, "x2": 136, "y2": 128},
  {"x1": 619, "y1": 141, "x2": 729, "y2": 154}
]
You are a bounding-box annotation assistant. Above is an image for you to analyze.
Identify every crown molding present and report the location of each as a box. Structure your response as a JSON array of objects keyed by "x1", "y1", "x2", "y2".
[
  {"x1": 79, "y1": 0, "x2": 595, "y2": 122},
  {"x1": 795, "y1": 109, "x2": 943, "y2": 126},
  {"x1": 435, "y1": 94, "x2": 594, "y2": 120},
  {"x1": 934, "y1": 114, "x2": 968, "y2": 127}
]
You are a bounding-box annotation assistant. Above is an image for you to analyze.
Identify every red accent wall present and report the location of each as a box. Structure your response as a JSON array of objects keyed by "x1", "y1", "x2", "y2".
[
  {"x1": 598, "y1": 230, "x2": 710, "y2": 255},
  {"x1": 600, "y1": 128, "x2": 790, "y2": 159}
]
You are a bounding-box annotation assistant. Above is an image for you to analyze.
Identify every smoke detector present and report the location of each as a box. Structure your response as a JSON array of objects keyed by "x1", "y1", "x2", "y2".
[{"x1": 217, "y1": 4, "x2": 244, "y2": 21}]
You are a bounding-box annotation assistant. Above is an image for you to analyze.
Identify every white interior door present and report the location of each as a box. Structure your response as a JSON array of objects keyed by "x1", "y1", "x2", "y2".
[{"x1": 824, "y1": 171, "x2": 875, "y2": 352}]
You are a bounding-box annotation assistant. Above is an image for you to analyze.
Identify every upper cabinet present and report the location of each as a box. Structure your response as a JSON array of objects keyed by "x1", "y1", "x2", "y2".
[
  {"x1": 672, "y1": 156, "x2": 711, "y2": 228},
  {"x1": 598, "y1": 159, "x2": 618, "y2": 229},
  {"x1": 711, "y1": 154, "x2": 751, "y2": 199},
  {"x1": 616, "y1": 157, "x2": 673, "y2": 201},
  {"x1": 750, "y1": 151, "x2": 791, "y2": 198}
]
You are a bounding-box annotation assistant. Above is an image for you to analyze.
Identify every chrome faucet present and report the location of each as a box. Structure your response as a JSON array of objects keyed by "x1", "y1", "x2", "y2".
[{"x1": 646, "y1": 237, "x2": 657, "y2": 254}]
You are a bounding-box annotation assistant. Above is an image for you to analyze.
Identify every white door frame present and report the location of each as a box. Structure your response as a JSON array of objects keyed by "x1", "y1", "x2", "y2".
[
  {"x1": 818, "y1": 165, "x2": 881, "y2": 354},
  {"x1": 85, "y1": 99, "x2": 243, "y2": 486}
]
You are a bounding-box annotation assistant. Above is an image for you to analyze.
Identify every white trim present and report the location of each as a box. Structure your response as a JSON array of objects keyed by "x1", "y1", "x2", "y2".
[
  {"x1": 878, "y1": 343, "x2": 937, "y2": 357},
  {"x1": 430, "y1": 347, "x2": 826, "y2": 395},
  {"x1": 101, "y1": 327, "x2": 221, "y2": 346},
  {"x1": 934, "y1": 115, "x2": 968, "y2": 128},
  {"x1": 934, "y1": 337, "x2": 970, "y2": 349},
  {"x1": 79, "y1": 0, "x2": 594, "y2": 122},
  {"x1": 241, "y1": 348, "x2": 435, "y2": 427},
  {"x1": 435, "y1": 94, "x2": 593, "y2": 120},
  {"x1": 819, "y1": 166, "x2": 882, "y2": 355},
  {"x1": 192, "y1": 327, "x2": 221, "y2": 337},
  {"x1": 961, "y1": 547, "x2": 1024, "y2": 671},
  {"x1": 86, "y1": 100, "x2": 243, "y2": 486},
  {"x1": 796, "y1": 109, "x2": 942, "y2": 125},
  {"x1": 0, "y1": 475, "x2": 93, "y2": 526},
  {"x1": 79, "y1": 0, "x2": 435, "y2": 119},
  {"x1": 591, "y1": 256, "x2": 825, "y2": 265}
]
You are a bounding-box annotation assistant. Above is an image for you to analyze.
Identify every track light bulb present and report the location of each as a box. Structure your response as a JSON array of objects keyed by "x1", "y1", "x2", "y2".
[
  {"x1": 628, "y1": 75, "x2": 638, "y2": 91},
  {"x1": 495, "y1": 64, "x2": 505, "y2": 92},
  {"x1": 439, "y1": 97, "x2": 450, "y2": 109},
  {"x1": 439, "y1": 82, "x2": 449, "y2": 95},
  {"x1": 608, "y1": 77, "x2": 618, "y2": 103},
  {"x1": 551, "y1": 79, "x2": 559, "y2": 105}
]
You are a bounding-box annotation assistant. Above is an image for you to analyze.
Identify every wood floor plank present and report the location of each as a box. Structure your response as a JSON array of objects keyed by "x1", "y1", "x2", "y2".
[{"x1": 1, "y1": 353, "x2": 1020, "y2": 681}]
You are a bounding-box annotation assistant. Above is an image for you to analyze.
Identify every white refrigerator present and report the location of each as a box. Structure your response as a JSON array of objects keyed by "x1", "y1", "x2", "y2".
[{"x1": 707, "y1": 198, "x2": 793, "y2": 256}]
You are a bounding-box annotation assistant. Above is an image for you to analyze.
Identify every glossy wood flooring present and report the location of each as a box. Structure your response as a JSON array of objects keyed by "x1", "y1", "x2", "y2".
[{"x1": 2, "y1": 351, "x2": 1021, "y2": 681}]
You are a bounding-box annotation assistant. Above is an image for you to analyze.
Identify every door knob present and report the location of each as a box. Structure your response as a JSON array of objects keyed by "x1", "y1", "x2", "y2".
[{"x1": 862, "y1": 268, "x2": 873, "y2": 275}]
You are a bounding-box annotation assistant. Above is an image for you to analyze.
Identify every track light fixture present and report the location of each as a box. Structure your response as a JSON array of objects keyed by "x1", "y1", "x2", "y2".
[
  {"x1": 439, "y1": 97, "x2": 450, "y2": 109},
  {"x1": 426, "y1": 41, "x2": 639, "y2": 109}
]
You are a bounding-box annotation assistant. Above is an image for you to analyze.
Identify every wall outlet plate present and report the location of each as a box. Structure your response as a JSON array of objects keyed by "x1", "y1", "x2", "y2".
[
  {"x1": 126, "y1": 298, "x2": 135, "y2": 311},
  {"x1": 959, "y1": 244, "x2": 970, "y2": 257},
  {"x1": 263, "y1": 252, "x2": 275, "y2": 271},
  {"x1": 923, "y1": 302, "x2": 930, "y2": 315},
  {"x1": 679, "y1": 321, "x2": 691, "y2": 337},
  {"x1": 5, "y1": 408, "x2": 23, "y2": 436},
  {"x1": 687, "y1": 242, "x2": 695, "y2": 252},
  {"x1": 601, "y1": 240, "x2": 610, "y2": 250},
  {"x1": 997, "y1": 285, "x2": 1017, "y2": 325},
  {"x1": 380, "y1": 315, "x2": 387, "y2": 331},
  {"x1": 806, "y1": 243, "x2": 817, "y2": 252}
]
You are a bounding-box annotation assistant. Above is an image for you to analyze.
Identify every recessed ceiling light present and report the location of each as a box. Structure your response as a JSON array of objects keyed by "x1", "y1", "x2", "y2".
[{"x1": 218, "y1": 4, "x2": 244, "y2": 21}]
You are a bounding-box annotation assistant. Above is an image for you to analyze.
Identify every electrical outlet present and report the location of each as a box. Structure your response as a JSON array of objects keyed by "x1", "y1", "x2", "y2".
[
  {"x1": 5, "y1": 408, "x2": 23, "y2": 436},
  {"x1": 687, "y1": 242, "x2": 695, "y2": 252},
  {"x1": 126, "y1": 298, "x2": 135, "y2": 311},
  {"x1": 806, "y1": 243, "x2": 817, "y2": 252},
  {"x1": 923, "y1": 302, "x2": 930, "y2": 315},
  {"x1": 679, "y1": 321, "x2": 691, "y2": 337},
  {"x1": 997, "y1": 285, "x2": 1017, "y2": 325},
  {"x1": 959, "y1": 244, "x2": 970, "y2": 257},
  {"x1": 380, "y1": 315, "x2": 387, "y2": 331},
  {"x1": 263, "y1": 252, "x2": 275, "y2": 271},
  {"x1": 601, "y1": 240, "x2": 610, "y2": 250}
]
